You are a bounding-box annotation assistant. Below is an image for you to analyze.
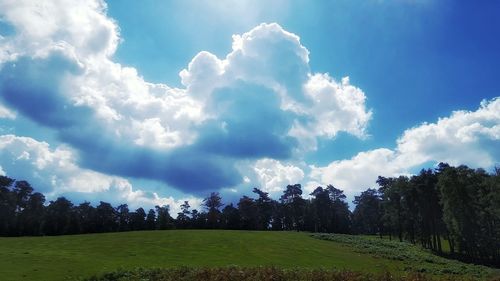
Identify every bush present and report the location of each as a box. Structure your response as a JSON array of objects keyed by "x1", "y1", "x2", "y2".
[
  {"x1": 311, "y1": 234, "x2": 495, "y2": 279},
  {"x1": 84, "y1": 267, "x2": 482, "y2": 281}
]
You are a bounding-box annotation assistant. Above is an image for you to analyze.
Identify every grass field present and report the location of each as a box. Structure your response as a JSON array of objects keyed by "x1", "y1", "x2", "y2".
[{"x1": 0, "y1": 230, "x2": 497, "y2": 281}]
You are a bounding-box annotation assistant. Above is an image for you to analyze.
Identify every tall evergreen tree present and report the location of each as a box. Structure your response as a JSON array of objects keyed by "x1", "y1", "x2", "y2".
[
  {"x1": 43, "y1": 197, "x2": 74, "y2": 235},
  {"x1": 221, "y1": 203, "x2": 240, "y2": 230},
  {"x1": 145, "y1": 208, "x2": 156, "y2": 230},
  {"x1": 352, "y1": 188, "x2": 381, "y2": 235},
  {"x1": 156, "y1": 205, "x2": 174, "y2": 230},
  {"x1": 176, "y1": 201, "x2": 191, "y2": 229},
  {"x1": 203, "y1": 192, "x2": 223, "y2": 229},
  {"x1": 280, "y1": 184, "x2": 306, "y2": 231},
  {"x1": 238, "y1": 196, "x2": 258, "y2": 230},
  {"x1": 253, "y1": 188, "x2": 274, "y2": 230}
]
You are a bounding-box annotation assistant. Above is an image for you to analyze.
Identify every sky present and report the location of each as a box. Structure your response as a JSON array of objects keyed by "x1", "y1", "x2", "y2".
[{"x1": 0, "y1": 0, "x2": 499, "y2": 213}]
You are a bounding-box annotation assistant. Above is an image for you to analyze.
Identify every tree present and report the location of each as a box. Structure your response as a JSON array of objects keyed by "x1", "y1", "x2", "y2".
[
  {"x1": 129, "y1": 207, "x2": 146, "y2": 231},
  {"x1": 438, "y1": 165, "x2": 495, "y2": 261},
  {"x1": 484, "y1": 167, "x2": 500, "y2": 263},
  {"x1": 145, "y1": 208, "x2": 156, "y2": 230},
  {"x1": 270, "y1": 200, "x2": 284, "y2": 231},
  {"x1": 0, "y1": 176, "x2": 16, "y2": 236},
  {"x1": 280, "y1": 184, "x2": 306, "y2": 231},
  {"x1": 326, "y1": 185, "x2": 351, "y2": 234},
  {"x1": 253, "y1": 188, "x2": 274, "y2": 230},
  {"x1": 75, "y1": 202, "x2": 97, "y2": 233},
  {"x1": 189, "y1": 209, "x2": 203, "y2": 229},
  {"x1": 43, "y1": 197, "x2": 74, "y2": 235},
  {"x1": 19, "y1": 191, "x2": 45, "y2": 235},
  {"x1": 353, "y1": 188, "x2": 381, "y2": 235},
  {"x1": 377, "y1": 176, "x2": 406, "y2": 241},
  {"x1": 203, "y1": 192, "x2": 223, "y2": 228},
  {"x1": 310, "y1": 186, "x2": 330, "y2": 232},
  {"x1": 156, "y1": 205, "x2": 174, "y2": 230},
  {"x1": 221, "y1": 204, "x2": 240, "y2": 229},
  {"x1": 238, "y1": 196, "x2": 258, "y2": 230},
  {"x1": 176, "y1": 201, "x2": 191, "y2": 229},
  {"x1": 411, "y1": 169, "x2": 443, "y2": 252},
  {"x1": 116, "y1": 204, "x2": 130, "y2": 232},
  {"x1": 96, "y1": 201, "x2": 117, "y2": 233}
]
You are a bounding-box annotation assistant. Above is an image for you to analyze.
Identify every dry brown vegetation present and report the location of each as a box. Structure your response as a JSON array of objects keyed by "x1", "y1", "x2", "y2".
[{"x1": 85, "y1": 267, "x2": 500, "y2": 281}]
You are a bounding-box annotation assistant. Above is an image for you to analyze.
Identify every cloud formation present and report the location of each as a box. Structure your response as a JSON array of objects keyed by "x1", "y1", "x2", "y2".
[
  {"x1": 253, "y1": 159, "x2": 305, "y2": 194},
  {"x1": 0, "y1": 134, "x2": 201, "y2": 212},
  {"x1": 1, "y1": 0, "x2": 496, "y2": 211},
  {"x1": 0, "y1": 0, "x2": 371, "y2": 195},
  {"x1": 310, "y1": 98, "x2": 500, "y2": 198}
]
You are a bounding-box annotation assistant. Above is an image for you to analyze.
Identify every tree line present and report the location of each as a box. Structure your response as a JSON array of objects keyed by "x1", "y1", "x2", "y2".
[
  {"x1": 0, "y1": 163, "x2": 498, "y2": 265},
  {"x1": 353, "y1": 163, "x2": 499, "y2": 266},
  {"x1": 0, "y1": 179, "x2": 351, "y2": 235}
]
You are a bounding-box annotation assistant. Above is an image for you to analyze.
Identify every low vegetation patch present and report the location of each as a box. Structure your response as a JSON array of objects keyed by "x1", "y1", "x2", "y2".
[
  {"x1": 312, "y1": 234, "x2": 496, "y2": 279},
  {"x1": 84, "y1": 267, "x2": 485, "y2": 281}
]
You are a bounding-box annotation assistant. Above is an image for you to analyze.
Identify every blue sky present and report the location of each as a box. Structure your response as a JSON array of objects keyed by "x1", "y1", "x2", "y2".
[
  {"x1": 0, "y1": 0, "x2": 498, "y2": 212},
  {"x1": 106, "y1": 0, "x2": 500, "y2": 161}
]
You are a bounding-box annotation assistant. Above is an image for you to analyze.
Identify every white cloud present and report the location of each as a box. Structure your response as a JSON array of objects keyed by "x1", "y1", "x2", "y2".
[
  {"x1": 309, "y1": 148, "x2": 405, "y2": 197},
  {"x1": 101, "y1": 180, "x2": 202, "y2": 214},
  {"x1": 304, "y1": 75, "x2": 371, "y2": 139},
  {"x1": 0, "y1": 0, "x2": 373, "y2": 194},
  {"x1": 180, "y1": 23, "x2": 371, "y2": 152},
  {"x1": 395, "y1": 98, "x2": 500, "y2": 168},
  {"x1": 0, "y1": 0, "x2": 202, "y2": 152},
  {"x1": 290, "y1": 74, "x2": 372, "y2": 151},
  {"x1": 0, "y1": 0, "x2": 119, "y2": 59},
  {"x1": 310, "y1": 98, "x2": 500, "y2": 201},
  {"x1": 253, "y1": 158, "x2": 305, "y2": 193},
  {"x1": 132, "y1": 118, "x2": 183, "y2": 149},
  {"x1": 0, "y1": 0, "x2": 497, "y2": 210},
  {"x1": 0, "y1": 102, "x2": 15, "y2": 119},
  {"x1": 0, "y1": 134, "x2": 201, "y2": 211}
]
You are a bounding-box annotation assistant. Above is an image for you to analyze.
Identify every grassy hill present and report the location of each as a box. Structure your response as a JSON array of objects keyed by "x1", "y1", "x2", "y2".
[{"x1": 0, "y1": 230, "x2": 496, "y2": 281}]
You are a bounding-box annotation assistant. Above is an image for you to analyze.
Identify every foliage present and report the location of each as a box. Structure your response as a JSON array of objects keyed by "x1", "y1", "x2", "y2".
[
  {"x1": 0, "y1": 176, "x2": 351, "y2": 235},
  {"x1": 312, "y1": 233, "x2": 496, "y2": 279},
  {"x1": 354, "y1": 164, "x2": 500, "y2": 266}
]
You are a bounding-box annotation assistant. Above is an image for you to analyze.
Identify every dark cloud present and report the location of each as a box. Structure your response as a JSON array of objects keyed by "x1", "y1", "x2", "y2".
[
  {"x1": 0, "y1": 59, "x2": 298, "y2": 194},
  {"x1": 0, "y1": 53, "x2": 90, "y2": 128},
  {"x1": 61, "y1": 128, "x2": 242, "y2": 194},
  {"x1": 195, "y1": 81, "x2": 296, "y2": 159},
  {"x1": 0, "y1": 23, "x2": 369, "y2": 196},
  {"x1": 0, "y1": 53, "x2": 243, "y2": 194}
]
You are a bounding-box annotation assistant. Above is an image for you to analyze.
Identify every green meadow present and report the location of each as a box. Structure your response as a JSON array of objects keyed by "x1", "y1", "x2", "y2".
[{"x1": 0, "y1": 230, "x2": 496, "y2": 281}]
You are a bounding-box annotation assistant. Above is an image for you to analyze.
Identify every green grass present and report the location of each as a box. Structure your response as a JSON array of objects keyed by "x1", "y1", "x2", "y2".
[
  {"x1": 0, "y1": 230, "x2": 401, "y2": 281},
  {"x1": 0, "y1": 230, "x2": 497, "y2": 281}
]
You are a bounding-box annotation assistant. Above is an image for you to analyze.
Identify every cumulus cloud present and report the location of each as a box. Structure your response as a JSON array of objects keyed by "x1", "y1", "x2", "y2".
[
  {"x1": 253, "y1": 158, "x2": 305, "y2": 194},
  {"x1": 309, "y1": 148, "x2": 405, "y2": 196},
  {"x1": 0, "y1": 134, "x2": 201, "y2": 212},
  {"x1": 0, "y1": 0, "x2": 372, "y2": 195},
  {"x1": 290, "y1": 75, "x2": 372, "y2": 150},
  {"x1": 310, "y1": 98, "x2": 500, "y2": 200},
  {"x1": 395, "y1": 98, "x2": 500, "y2": 168},
  {"x1": 0, "y1": 0, "x2": 119, "y2": 59}
]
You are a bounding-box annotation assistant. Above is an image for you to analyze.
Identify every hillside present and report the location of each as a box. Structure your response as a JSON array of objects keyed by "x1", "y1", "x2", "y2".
[{"x1": 0, "y1": 230, "x2": 496, "y2": 281}]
